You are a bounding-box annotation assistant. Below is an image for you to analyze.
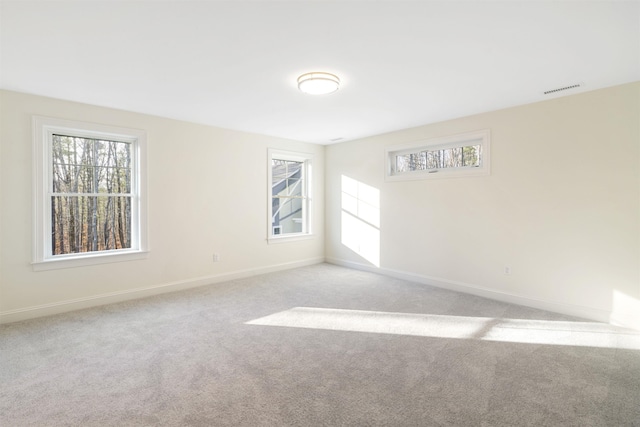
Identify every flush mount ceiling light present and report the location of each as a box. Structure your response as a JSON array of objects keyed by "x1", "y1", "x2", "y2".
[{"x1": 297, "y1": 72, "x2": 340, "y2": 95}]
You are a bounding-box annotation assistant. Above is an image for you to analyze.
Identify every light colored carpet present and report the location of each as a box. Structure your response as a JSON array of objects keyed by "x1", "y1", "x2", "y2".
[{"x1": 1, "y1": 263, "x2": 639, "y2": 426}]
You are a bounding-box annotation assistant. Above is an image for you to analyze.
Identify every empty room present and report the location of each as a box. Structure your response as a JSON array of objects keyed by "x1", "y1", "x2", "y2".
[{"x1": 1, "y1": 1, "x2": 640, "y2": 426}]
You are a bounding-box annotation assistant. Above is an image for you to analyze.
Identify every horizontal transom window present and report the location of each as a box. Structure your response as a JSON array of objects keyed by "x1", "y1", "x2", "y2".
[{"x1": 386, "y1": 129, "x2": 490, "y2": 181}]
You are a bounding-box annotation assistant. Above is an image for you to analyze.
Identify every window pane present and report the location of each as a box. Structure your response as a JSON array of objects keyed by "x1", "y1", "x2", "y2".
[
  {"x1": 462, "y1": 145, "x2": 481, "y2": 167},
  {"x1": 52, "y1": 165, "x2": 81, "y2": 193},
  {"x1": 451, "y1": 147, "x2": 463, "y2": 168},
  {"x1": 426, "y1": 151, "x2": 436, "y2": 169},
  {"x1": 396, "y1": 154, "x2": 410, "y2": 172},
  {"x1": 286, "y1": 160, "x2": 303, "y2": 172},
  {"x1": 271, "y1": 196, "x2": 303, "y2": 234},
  {"x1": 52, "y1": 135, "x2": 85, "y2": 167},
  {"x1": 99, "y1": 140, "x2": 132, "y2": 192},
  {"x1": 51, "y1": 195, "x2": 132, "y2": 255},
  {"x1": 286, "y1": 178, "x2": 302, "y2": 196},
  {"x1": 387, "y1": 130, "x2": 489, "y2": 180},
  {"x1": 272, "y1": 159, "x2": 288, "y2": 181},
  {"x1": 272, "y1": 159, "x2": 303, "y2": 198},
  {"x1": 269, "y1": 151, "x2": 310, "y2": 238},
  {"x1": 96, "y1": 167, "x2": 132, "y2": 194},
  {"x1": 412, "y1": 153, "x2": 425, "y2": 171},
  {"x1": 78, "y1": 166, "x2": 97, "y2": 193},
  {"x1": 108, "y1": 140, "x2": 132, "y2": 169},
  {"x1": 52, "y1": 135, "x2": 131, "y2": 194},
  {"x1": 399, "y1": 144, "x2": 482, "y2": 172}
]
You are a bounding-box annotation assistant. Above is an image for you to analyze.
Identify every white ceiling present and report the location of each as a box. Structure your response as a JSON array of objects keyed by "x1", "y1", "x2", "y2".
[{"x1": 1, "y1": 1, "x2": 639, "y2": 144}]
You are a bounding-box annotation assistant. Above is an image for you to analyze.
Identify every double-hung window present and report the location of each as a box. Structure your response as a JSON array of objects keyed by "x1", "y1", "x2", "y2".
[
  {"x1": 33, "y1": 117, "x2": 147, "y2": 270},
  {"x1": 268, "y1": 149, "x2": 313, "y2": 242}
]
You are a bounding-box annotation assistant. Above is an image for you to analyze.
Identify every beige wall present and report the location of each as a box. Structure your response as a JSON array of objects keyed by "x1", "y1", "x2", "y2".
[
  {"x1": 2, "y1": 83, "x2": 639, "y2": 329},
  {"x1": 325, "y1": 82, "x2": 640, "y2": 329},
  {"x1": 0, "y1": 90, "x2": 325, "y2": 322}
]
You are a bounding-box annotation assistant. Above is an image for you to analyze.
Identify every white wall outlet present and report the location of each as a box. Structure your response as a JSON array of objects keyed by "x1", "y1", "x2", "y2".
[
  {"x1": 213, "y1": 253, "x2": 220, "y2": 262},
  {"x1": 504, "y1": 266, "x2": 512, "y2": 275}
]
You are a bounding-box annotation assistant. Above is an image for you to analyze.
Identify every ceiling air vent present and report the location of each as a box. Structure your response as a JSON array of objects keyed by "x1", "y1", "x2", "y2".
[{"x1": 543, "y1": 83, "x2": 582, "y2": 95}]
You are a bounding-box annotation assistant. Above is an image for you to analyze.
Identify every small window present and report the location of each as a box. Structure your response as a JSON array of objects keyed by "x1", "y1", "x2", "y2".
[
  {"x1": 385, "y1": 129, "x2": 490, "y2": 181},
  {"x1": 268, "y1": 149, "x2": 313, "y2": 242},
  {"x1": 33, "y1": 116, "x2": 147, "y2": 270}
]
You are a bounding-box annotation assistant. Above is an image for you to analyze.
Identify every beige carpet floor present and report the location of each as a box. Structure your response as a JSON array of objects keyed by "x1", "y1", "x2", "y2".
[{"x1": 1, "y1": 263, "x2": 640, "y2": 426}]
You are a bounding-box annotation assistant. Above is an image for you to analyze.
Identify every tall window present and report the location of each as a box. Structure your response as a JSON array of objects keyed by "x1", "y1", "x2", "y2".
[
  {"x1": 268, "y1": 149, "x2": 312, "y2": 241},
  {"x1": 33, "y1": 117, "x2": 147, "y2": 270},
  {"x1": 386, "y1": 129, "x2": 490, "y2": 181}
]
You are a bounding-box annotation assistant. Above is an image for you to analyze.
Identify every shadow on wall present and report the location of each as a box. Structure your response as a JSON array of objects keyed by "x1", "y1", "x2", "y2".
[{"x1": 341, "y1": 175, "x2": 380, "y2": 267}]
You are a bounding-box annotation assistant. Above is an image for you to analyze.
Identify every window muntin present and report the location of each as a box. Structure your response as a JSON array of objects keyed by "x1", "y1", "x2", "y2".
[
  {"x1": 268, "y1": 150, "x2": 312, "y2": 241},
  {"x1": 395, "y1": 144, "x2": 482, "y2": 173},
  {"x1": 33, "y1": 117, "x2": 147, "y2": 269},
  {"x1": 51, "y1": 135, "x2": 133, "y2": 255},
  {"x1": 386, "y1": 130, "x2": 490, "y2": 181}
]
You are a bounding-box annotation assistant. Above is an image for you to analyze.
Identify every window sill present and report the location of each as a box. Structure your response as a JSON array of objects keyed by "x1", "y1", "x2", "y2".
[
  {"x1": 32, "y1": 250, "x2": 149, "y2": 271},
  {"x1": 385, "y1": 167, "x2": 490, "y2": 182},
  {"x1": 267, "y1": 233, "x2": 315, "y2": 245}
]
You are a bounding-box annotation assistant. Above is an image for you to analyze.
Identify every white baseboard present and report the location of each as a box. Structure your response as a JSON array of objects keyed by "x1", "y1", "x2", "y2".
[
  {"x1": 4, "y1": 256, "x2": 631, "y2": 330},
  {"x1": 0, "y1": 257, "x2": 325, "y2": 324},
  {"x1": 326, "y1": 257, "x2": 614, "y2": 325}
]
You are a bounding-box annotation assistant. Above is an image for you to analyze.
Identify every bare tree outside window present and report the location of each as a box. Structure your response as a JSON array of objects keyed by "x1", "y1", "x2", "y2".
[
  {"x1": 386, "y1": 130, "x2": 490, "y2": 181},
  {"x1": 396, "y1": 144, "x2": 482, "y2": 172},
  {"x1": 51, "y1": 135, "x2": 132, "y2": 255}
]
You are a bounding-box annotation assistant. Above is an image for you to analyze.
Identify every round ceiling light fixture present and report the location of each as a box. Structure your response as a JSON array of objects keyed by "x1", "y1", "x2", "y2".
[{"x1": 297, "y1": 72, "x2": 340, "y2": 95}]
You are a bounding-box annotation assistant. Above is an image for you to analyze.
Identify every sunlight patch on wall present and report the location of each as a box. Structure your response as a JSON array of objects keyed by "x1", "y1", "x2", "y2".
[
  {"x1": 247, "y1": 307, "x2": 640, "y2": 350},
  {"x1": 611, "y1": 290, "x2": 640, "y2": 331},
  {"x1": 341, "y1": 175, "x2": 380, "y2": 267}
]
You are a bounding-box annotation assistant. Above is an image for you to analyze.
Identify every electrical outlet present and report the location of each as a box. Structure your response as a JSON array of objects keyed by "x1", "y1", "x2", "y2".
[
  {"x1": 213, "y1": 253, "x2": 220, "y2": 262},
  {"x1": 504, "y1": 266, "x2": 511, "y2": 275}
]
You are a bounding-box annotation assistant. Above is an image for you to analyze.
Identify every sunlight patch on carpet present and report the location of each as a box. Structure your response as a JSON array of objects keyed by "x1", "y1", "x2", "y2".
[{"x1": 247, "y1": 307, "x2": 640, "y2": 350}]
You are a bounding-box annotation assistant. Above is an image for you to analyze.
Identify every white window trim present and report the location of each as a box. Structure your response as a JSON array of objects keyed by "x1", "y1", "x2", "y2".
[
  {"x1": 32, "y1": 116, "x2": 148, "y2": 271},
  {"x1": 385, "y1": 129, "x2": 491, "y2": 182},
  {"x1": 267, "y1": 148, "x2": 314, "y2": 244}
]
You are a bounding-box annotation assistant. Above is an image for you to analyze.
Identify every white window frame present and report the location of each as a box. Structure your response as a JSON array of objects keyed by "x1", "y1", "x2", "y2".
[
  {"x1": 32, "y1": 116, "x2": 148, "y2": 271},
  {"x1": 385, "y1": 129, "x2": 490, "y2": 182},
  {"x1": 267, "y1": 148, "x2": 313, "y2": 243}
]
